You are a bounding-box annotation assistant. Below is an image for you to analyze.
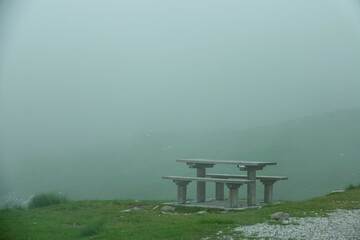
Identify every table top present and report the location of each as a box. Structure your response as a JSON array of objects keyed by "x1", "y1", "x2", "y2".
[{"x1": 177, "y1": 159, "x2": 276, "y2": 167}]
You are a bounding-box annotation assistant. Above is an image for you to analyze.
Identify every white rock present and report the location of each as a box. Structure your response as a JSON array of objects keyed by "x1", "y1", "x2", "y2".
[
  {"x1": 120, "y1": 209, "x2": 131, "y2": 213},
  {"x1": 161, "y1": 206, "x2": 175, "y2": 211},
  {"x1": 161, "y1": 211, "x2": 178, "y2": 215},
  {"x1": 327, "y1": 190, "x2": 345, "y2": 195},
  {"x1": 271, "y1": 212, "x2": 290, "y2": 220},
  {"x1": 197, "y1": 211, "x2": 207, "y2": 214}
]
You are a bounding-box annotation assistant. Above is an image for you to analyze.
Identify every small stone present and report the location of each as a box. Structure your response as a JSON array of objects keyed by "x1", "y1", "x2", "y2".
[
  {"x1": 271, "y1": 212, "x2": 290, "y2": 220},
  {"x1": 197, "y1": 211, "x2": 207, "y2": 214},
  {"x1": 120, "y1": 209, "x2": 131, "y2": 213},
  {"x1": 327, "y1": 190, "x2": 345, "y2": 195},
  {"x1": 161, "y1": 211, "x2": 178, "y2": 215},
  {"x1": 161, "y1": 206, "x2": 175, "y2": 211},
  {"x1": 132, "y1": 207, "x2": 140, "y2": 210},
  {"x1": 152, "y1": 205, "x2": 159, "y2": 210}
]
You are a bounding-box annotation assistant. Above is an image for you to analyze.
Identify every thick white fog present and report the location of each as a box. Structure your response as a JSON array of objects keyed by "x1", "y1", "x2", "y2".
[{"x1": 1, "y1": 0, "x2": 360, "y2": 204}]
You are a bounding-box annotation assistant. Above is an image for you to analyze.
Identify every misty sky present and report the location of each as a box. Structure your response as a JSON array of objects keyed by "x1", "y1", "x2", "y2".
[{"x1": 1, "y1": 0, "x2": 360, "y2": 152}]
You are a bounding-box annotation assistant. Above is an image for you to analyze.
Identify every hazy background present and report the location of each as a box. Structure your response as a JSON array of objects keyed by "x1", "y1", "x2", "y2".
[{"x1": 1, "y1": 0, "x2": 360, "y2": 206}]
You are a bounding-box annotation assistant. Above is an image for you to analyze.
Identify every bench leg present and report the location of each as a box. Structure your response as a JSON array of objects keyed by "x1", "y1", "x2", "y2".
[
  {"x1": 197, "y1": 168, "x2": 206, "y2": 202},
  {"x1": 226, "y1": 183, "x2": 242, "y2": 208},
  {"x1": 174, "y1": 180, "x2": 191, "y2": 204},
  {"x1": 264, "y1": 184, "x2": 273, "y2": 203},
  {"x1": 215, "y1": 182, "x2": 224, "y2": 200},
  {"x1": 261, "y1": 180, "x2": 276, "y2": 203}
]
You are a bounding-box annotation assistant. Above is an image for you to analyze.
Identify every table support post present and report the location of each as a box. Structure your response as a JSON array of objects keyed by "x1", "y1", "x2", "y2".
[
  {"x1": 215, "y1": 182, "x2": 224, "y2": 200},
  {"x1": 247, "y1": 169, "x2": 256, "y2": 206},
  {"x1": 239, "y1": 165, "x2": 265, "y2": 206},
  {"x1": 197, "y1": 168, "x2": 206, "y2": 202}
]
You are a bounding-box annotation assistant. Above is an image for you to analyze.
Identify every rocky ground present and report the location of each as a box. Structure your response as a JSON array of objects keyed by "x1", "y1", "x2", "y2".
[{"x1": 215, "y1": 209, "x2": 360, "y2": 240}]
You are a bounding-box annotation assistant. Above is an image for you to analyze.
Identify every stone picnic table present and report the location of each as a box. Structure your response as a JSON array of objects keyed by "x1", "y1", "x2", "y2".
[{"x1": 176, "y1": 159, "x2": 277, "y2": 205}]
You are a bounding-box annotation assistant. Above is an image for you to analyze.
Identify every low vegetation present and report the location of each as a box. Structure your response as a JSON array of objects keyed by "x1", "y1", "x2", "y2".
[
  {"x1": 0, "y1": 187, "x2": 359, "y2": 240},
  {"x1": 345, "y1": 183, "x2": 360, "y2": 191},
  {"x1": 78, "y1": 219, "x2": 105, "y2": 238},
  {"x1": 28, "y1": 192, "x2": 67, "y2": 209}
]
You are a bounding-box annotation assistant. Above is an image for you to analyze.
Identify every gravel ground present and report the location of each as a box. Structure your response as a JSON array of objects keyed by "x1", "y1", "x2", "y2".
[{"x1": 230, "y1": 209, "x2": 360, "y2": 240}]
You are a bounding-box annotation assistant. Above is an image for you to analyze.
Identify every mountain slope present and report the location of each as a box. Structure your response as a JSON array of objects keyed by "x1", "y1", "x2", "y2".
[{"x1": 2, "y1": 108, "x2": 360, "y2": 202}]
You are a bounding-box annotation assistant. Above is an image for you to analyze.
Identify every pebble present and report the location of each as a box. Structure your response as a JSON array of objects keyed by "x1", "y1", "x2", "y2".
[
  {"x1": 233, "y1": 209, "x2": 360, "y2": 240},
  {"x1": 120, "y1": 209, "x2": 131, "y2": 213},
  {"x1": 161, "y1": 206, "x2": 175, "y2": 211},
  {"x1": 197, "y1": 211, "x2": 207, "y2": 214},
  {"x1": 271, "y1": 212, "x2": 289, "y2": 220}
]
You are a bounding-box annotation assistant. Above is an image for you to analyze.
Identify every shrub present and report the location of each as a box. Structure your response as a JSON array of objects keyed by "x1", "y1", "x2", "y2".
[
  {"x1": 345, "y1": 183, "x2": 360, "y2": 191},
  {"x1": 79, "y1": 220, "x2": 104, "y2": 238},
  {"x1": 28, "y1": 192, "x2": 67, "y2": 209},
  {"x1": 0, "y1": 204, "x2": 25, "y2": 211}
]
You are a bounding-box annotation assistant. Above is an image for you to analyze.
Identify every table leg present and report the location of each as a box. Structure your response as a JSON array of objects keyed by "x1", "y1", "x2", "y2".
[
  {"x1": 197, "y1": 168, "x2": 206, "y2": 202},
  {"x1": 247, "y1": 169, "x2": 256, "y2": 205}
]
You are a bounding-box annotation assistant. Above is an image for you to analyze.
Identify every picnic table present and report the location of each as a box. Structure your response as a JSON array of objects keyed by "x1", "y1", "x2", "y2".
[{"x1": 176, "y1": 159, "x2": 277, "y2": 205}]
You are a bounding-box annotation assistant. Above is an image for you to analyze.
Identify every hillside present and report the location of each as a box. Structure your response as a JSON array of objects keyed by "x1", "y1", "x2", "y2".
[{"x1": 1, "y1": 108, "x2": 360, "y2": 203}]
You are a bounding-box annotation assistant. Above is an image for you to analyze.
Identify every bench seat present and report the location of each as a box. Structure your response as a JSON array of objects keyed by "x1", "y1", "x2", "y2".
[
  {"x1": 163, "y1": 176, "x2": 253, "y2": 207},
  {"x1": 162, "y1": 176, "x2": 252, "y2": 184},
  {"x1": 207, "y1": 174, "x2": 287, "y2": 181},
  {"x1": 206, "y1": 174, "x2": 288, "y2": 203}
]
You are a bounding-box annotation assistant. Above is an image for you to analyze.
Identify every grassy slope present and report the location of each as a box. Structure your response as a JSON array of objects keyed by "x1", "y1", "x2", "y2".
[{"x1": 1, "y1": 188, "x2": 359, "y2": 240}]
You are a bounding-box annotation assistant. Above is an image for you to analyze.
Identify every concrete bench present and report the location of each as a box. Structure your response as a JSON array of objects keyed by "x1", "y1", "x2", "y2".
[
  {"x1": 162, "y1": 176, "x2": 253, "y2": 207},
  {"x1": 206, "y1": 174, "x2": 288, "y2": 203},
  {"x1": 177, "y1": 159, "x2": 276, "y2": 205}
]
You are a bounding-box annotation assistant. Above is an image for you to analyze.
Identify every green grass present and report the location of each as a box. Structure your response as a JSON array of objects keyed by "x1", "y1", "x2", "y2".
[{"x1": 1, "y1": 189, "x2": 359, "y2": 240}]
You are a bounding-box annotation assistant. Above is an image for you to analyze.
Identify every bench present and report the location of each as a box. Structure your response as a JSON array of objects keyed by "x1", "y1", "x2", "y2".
[
  {"x1": 162, "y1": 176, "x2": 253, "y2": 207},
  {"x1": 206, "y1": 174, "x2": 288, "y2": 203},
  {"x1": 176, "y1": 159, "x2": 276, "y2": 205}
]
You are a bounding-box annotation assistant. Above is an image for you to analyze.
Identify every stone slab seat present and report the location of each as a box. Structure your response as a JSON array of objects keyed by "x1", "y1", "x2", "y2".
[
  {"x1": 162, "y1": 176, "x2": 253, "y2": 207},
  {"x1": 176, "y1": 159, "x2": 277, "y2": 205},
  {"x1": 206, "y1": 174, "x2": 288, "y2": 203}
]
